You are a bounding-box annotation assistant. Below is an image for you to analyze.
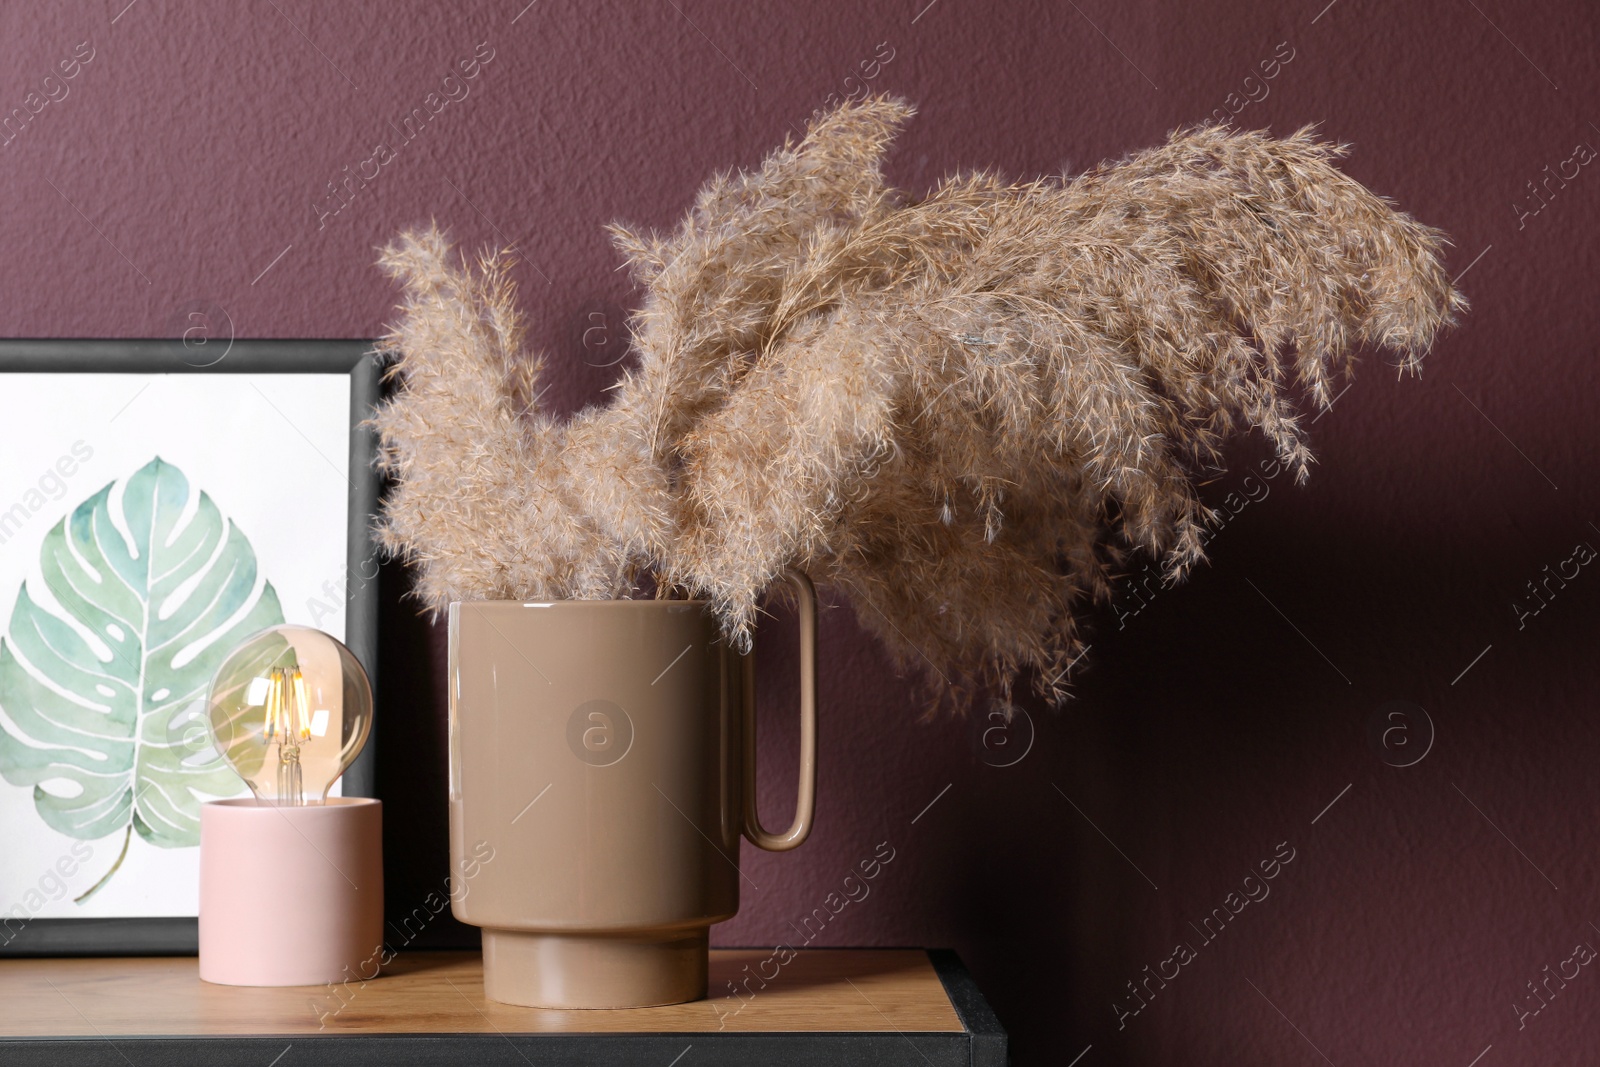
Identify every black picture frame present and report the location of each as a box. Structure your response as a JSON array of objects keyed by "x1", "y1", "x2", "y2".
[{"x1": 0, "y1": 339, "x2": 380, "y2": 956}]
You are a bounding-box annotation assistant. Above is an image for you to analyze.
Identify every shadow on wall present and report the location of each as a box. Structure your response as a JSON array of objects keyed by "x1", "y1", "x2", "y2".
[{"x1": 926, "y1": 499, "x2": 1600, "y2": 1065}]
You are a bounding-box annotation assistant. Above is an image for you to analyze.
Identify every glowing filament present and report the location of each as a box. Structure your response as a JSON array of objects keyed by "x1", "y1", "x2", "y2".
[{"x1": 259, "y1": 665, "x2": 311, "y2": 804}]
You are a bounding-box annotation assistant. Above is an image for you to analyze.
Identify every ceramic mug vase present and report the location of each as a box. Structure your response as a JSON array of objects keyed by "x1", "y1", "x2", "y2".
[{"x1": 446, "y1": 569, "x2": 818, "y2": 1009}]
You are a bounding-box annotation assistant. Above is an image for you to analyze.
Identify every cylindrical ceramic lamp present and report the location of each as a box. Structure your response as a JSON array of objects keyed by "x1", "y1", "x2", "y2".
[{"x1": 197, "y1": 626, "x2": 384, "y2": 987}]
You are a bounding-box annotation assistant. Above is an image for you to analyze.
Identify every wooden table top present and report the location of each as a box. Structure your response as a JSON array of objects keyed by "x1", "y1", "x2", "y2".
[{"x1": 0, "y1": 949, "x2": 965, "y2": 1038}]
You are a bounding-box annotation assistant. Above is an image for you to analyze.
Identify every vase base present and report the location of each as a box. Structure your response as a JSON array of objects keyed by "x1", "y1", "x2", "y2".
[{"x1": 481, "y1": 928, "x2": 709, "y2": 1008}]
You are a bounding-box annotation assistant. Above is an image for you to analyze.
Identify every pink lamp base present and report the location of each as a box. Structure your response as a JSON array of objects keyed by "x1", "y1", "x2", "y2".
[{"x1": 199, "y1": 797, "x2": 384, "y2": 987}]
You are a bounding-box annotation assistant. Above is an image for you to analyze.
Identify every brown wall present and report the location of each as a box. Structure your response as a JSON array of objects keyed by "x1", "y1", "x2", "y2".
[{"x1": 3, "y1": 1, "x2": 1597, "y2": 1062}]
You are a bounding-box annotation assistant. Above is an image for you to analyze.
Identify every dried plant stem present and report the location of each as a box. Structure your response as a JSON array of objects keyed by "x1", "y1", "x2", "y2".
[{"x1": 375, "y1": 97, "x2": 1464, "y2": 710}]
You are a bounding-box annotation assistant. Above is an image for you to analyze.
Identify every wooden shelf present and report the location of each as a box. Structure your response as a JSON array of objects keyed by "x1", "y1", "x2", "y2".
[{"x1": 0, "y1": 948, "x2": 1005, "y2": 1066}]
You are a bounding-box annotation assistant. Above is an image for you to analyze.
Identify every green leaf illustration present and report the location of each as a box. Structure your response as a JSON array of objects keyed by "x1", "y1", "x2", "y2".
[{"x1": 0, "y1": 457, "x2": 284, "y2": 899}]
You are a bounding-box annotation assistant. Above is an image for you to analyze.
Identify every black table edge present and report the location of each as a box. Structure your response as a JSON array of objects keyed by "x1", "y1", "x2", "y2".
[{"x1": 929, "y1": 948, "x2": 1009, "y2": 1067}]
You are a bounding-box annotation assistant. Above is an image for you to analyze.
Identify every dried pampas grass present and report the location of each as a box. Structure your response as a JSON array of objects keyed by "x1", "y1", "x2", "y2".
[{"x1": 374, "y1": 97, "x2": 1464, "y2": 711}]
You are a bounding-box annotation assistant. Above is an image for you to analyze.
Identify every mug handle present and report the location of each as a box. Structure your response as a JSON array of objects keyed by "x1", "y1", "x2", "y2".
[{"x1": 741, "y1": 567, "x2": 817, "y2": 852}]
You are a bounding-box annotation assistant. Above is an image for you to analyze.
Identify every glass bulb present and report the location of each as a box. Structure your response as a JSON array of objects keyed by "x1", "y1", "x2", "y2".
[{"x1": 205, "y1": 625, "x2": 373, "y2": 806}]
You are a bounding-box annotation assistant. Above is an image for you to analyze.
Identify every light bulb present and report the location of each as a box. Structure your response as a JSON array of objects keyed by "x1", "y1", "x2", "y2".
[{"x1": 205, "y1": 625, "x2": 373, "y2": 806}]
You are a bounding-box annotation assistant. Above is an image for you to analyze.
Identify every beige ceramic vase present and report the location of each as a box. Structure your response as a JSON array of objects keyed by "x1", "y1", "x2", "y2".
[{"x1": 446, "y1": 570, "x2": 818, "y2": 1008}]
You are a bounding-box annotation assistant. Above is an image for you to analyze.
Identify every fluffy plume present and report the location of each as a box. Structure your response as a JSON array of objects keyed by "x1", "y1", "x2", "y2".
[{"x1": 374, "y1": 97, "x2": 1464, "y2": 711}]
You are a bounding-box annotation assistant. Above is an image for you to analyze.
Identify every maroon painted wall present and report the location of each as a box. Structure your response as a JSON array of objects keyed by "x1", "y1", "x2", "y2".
[{"x1": 5, "y1": 1, "x2": 1597, "y2": 1062}]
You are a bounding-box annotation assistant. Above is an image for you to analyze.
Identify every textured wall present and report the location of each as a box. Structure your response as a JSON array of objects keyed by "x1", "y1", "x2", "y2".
[{"x1": 4, "y1": 1, "x2": 1598, "y2": 1063}]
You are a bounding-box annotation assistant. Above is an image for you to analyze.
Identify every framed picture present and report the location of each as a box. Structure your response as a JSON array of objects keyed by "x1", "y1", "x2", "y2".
[{"x1": 0, "y1": 340, "x2": 379, "y2": 956}]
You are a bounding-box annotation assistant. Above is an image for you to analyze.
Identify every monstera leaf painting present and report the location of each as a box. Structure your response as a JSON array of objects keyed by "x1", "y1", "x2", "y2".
[{"x1": 0, "y1": 457, "x2": 284, "y2": 901}]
